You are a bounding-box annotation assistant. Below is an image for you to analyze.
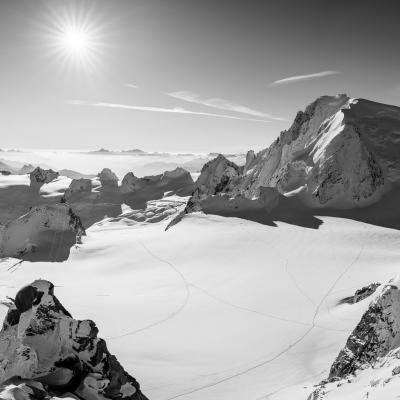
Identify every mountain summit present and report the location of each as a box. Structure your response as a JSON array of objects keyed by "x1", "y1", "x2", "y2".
[{"x1": 181, "y1": 94, "x2": 400, "y2": 218}]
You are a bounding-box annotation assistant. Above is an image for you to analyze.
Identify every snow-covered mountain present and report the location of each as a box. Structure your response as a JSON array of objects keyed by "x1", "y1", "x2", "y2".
[
  {"x1": 0, "y1": 280, "x2": 148, "y2": 400},
  {"x1": 1, "y1": 95, "x2": 400, "y2": 400},
  {"x1": 0, "y1": 203, "x2": 85, "y2": 261},
  {"x1": 183, "y1": 94, "x2": 400, "y2": 216}
]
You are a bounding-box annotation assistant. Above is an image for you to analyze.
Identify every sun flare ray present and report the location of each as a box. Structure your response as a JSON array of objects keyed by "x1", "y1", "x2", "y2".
[{"x1": 40, "y1": 4, "x2": 107, "y2": 75}]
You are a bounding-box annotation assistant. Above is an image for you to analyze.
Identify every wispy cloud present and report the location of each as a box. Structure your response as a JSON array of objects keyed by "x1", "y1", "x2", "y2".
[
  {"x1": 126, "y1": 83, "x2": 138, "y2": 89},
  {"x1": 166, "y1": 91, "x2": 285, "y2": 121},
  {"x1": 271, "y1": 70, "x2": 339, "y2": 85},
  {"x1": 67, "y1": 100, "x2": 271, "y2": 122}
]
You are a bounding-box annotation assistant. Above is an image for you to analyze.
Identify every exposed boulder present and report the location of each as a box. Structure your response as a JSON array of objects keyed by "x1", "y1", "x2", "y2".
[
  {"x1": 64, "y1": 178, "x2": 92, "y2": 200},
  {"x1": 120, "y1": 168, "x2": 194, "y2": 196},
  {"x1": 339, "y1": 283, "x2": 381, "y2": 305},
  {"x1": 29, "y1": 167, "x2": 59, "y2": 190},
  {"x1": 0, "y1": 280, "x2": 148, "y2": 400},
  {"x1": 161, "y1": 167, "x2": 192, "y2": 182},
  {"x1": 98, "y1": 168, "x2": 119, "y2": 191},
  {"x1": 120, "y1": 172, "x2": 145, "y2": 194}
]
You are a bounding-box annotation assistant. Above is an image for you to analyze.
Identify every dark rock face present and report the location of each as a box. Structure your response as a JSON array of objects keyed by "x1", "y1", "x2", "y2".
[
  {"x1": 98, "y1": 168, "x2": 119, "y2": 191},
  {"x1": 67, "y1": 206, "x2": 86, "y2": 243},
  {"x1": 120, "y1": 167, "x2": 194, "y2": 196},
  {"x1": 340, "y1": 283, "x2": 381, "y2": 305},
  {"x1": 64, "y1": 178, "x2": 93, "y2": 200},
  {"x1": 29, "y1": 167, "x2": 59, "y2": 189},
  {"x1": 185, "y1": 154, "x2": 241, "y2": 212},
  {"x1": 329, "y1": 283, "x2": 400, "y2": 381},
  {"x1": 0, "y1": 280, "x2": 148, "y2": 400}
]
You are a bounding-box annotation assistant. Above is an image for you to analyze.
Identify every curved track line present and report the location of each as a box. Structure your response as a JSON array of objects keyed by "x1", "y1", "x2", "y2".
[
  {"x1": 285, "y1": 260, "x2": 317, "y2": 307},
  {"x1": 165, "y1": 244, "x2": 365, "y2": 400},
  {"x1": 106, "y1": 240, "x2": 190, "y2": 340},
  {"x1": 190, "y1": 283, "x2": 312, "y2": 328},
  {"x1": 190, "y1": 283, "x2": 346, "y2": 333}
]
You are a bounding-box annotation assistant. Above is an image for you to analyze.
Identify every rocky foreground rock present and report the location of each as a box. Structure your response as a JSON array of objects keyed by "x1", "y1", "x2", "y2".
[
  {"x1": 309, "y1": 280, "x2": 400, "y2": 399},
  {"x1": 0, "y1": 280, "x2": 148, "y2": 400}
]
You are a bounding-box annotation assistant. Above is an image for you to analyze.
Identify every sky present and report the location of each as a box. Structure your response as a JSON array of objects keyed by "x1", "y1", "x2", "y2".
[{"x1": 1, "y1": 0, "x2": 400, "y2": 153}]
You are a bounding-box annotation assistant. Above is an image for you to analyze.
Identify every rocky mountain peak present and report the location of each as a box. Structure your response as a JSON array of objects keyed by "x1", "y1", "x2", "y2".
[
  {"x1": 98, "y1": 168, "x2": 119, "y2": 190},
  {"x1": 180, "y1": 94, "x2": 400, "y2": 220},
  {"x1": 29, "y1": 167, "x2": 59, "y2": 190}
]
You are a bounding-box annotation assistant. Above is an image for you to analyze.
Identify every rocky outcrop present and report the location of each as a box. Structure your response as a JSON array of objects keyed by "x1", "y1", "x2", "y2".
[
  {"x1": 120, "y1": 172, "x2": 146, "y2": 194},
  {"x1": 0, "y1": 280, "x2": 148, "y2": 400},
  {"x1": 64, "y1": 178, "x2": 92, "y2": 200},
  {"x1": 185, "y1": 154, "x2": 242, "y2": 213},
  {"x1": 98, "y1": 168, "x2": 119, "y2": 191},
  {"x1": 329, "y1": 282, "x2": 400, "y2": 380},
  {"x1": 308, "y1": 280, "x2": 400, "y2": 399},
  {"x1": 0, "y1": 203, "x2": 85, "y2": 261},
  {"x1": 340, "y1": 283, "x2": 381, "y2": 305},
  {"x1": 120, "y1": 167, "x2": 194, "y2": 196},
  {"x1": 195, "y1": 154, "x2": 242, "y2": 197},
  {"x1": 29, "y1": 167, "x2": 59, "y2": 190}
]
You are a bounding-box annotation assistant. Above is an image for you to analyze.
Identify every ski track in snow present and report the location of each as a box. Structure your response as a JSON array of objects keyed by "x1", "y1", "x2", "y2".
[
  {"x1": 164, "y1": 243, "x2": 365, "y2": 400},
  {"x1": 106, "y1": 240, "x2": 191, "y2": 340},
  {"x1": 285, "y1": 260, "x2": 317, "y2": 307},
  {"x1": 106, "y1": 236, "x2": 346, "y2": 342}
]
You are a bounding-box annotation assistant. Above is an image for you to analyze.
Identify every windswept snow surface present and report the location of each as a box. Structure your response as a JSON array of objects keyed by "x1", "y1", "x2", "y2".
[{"x1": 0, "y1": 205, "x2": 399, "y2": 399}]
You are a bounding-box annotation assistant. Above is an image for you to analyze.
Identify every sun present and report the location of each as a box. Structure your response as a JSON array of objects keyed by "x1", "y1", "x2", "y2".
[
  {"x1": 41, "y1": 5, "x2": 107, "y2": 74},
  {"x1": 60, "y1": 26, "x2": 92, "y2": 55}
]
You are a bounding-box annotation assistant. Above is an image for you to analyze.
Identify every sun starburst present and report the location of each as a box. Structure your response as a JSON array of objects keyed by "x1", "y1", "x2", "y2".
[{"x1": 41, "y1": 4, "x2": 108, "y2": 75}]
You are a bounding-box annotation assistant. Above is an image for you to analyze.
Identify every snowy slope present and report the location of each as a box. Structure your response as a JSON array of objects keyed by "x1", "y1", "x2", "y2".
[
  {"x1": 0, "y1": 201, "x2": 399, "y2": 399},
  {"x1": 0, "y1": 204, "x2": 85, "y2": 261}
]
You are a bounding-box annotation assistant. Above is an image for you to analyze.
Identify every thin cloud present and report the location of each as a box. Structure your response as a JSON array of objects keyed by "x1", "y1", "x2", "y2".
[
  {"x1": 67, "y1": 100, "x2": 271, "y2": 122},
  {"x1": 166, "y1": 91, "x2": 286, "y2": 121},
  {"x1": 271, "y1": 70, "x2": 339, "y2": 85},
  {"x1": 126, "y1": 83, "x2": 138, "y2": 89}
]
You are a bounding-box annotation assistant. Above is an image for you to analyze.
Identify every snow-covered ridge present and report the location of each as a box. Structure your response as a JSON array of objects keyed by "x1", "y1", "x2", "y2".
[
  {"x1": 0, "y1": 280, "x2": 148, "y2": 400},
  {"x1": 0, "y1": 203, "x2": 85, "y2": 261},
  {"x1": 183, "y1": 94, "x2": 400, "y2": 215},
  {"x1": 0, "y1": 165, "x2": 194, "y2": 260}
]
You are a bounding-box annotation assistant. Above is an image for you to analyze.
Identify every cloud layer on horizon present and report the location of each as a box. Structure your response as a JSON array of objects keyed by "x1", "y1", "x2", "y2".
[
  {"x1": 271, "y1": 70, "x2": 339, "y2": 85},
  {"x1": 166, "y1": 91, "x2": 285, "y2": 121}
]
